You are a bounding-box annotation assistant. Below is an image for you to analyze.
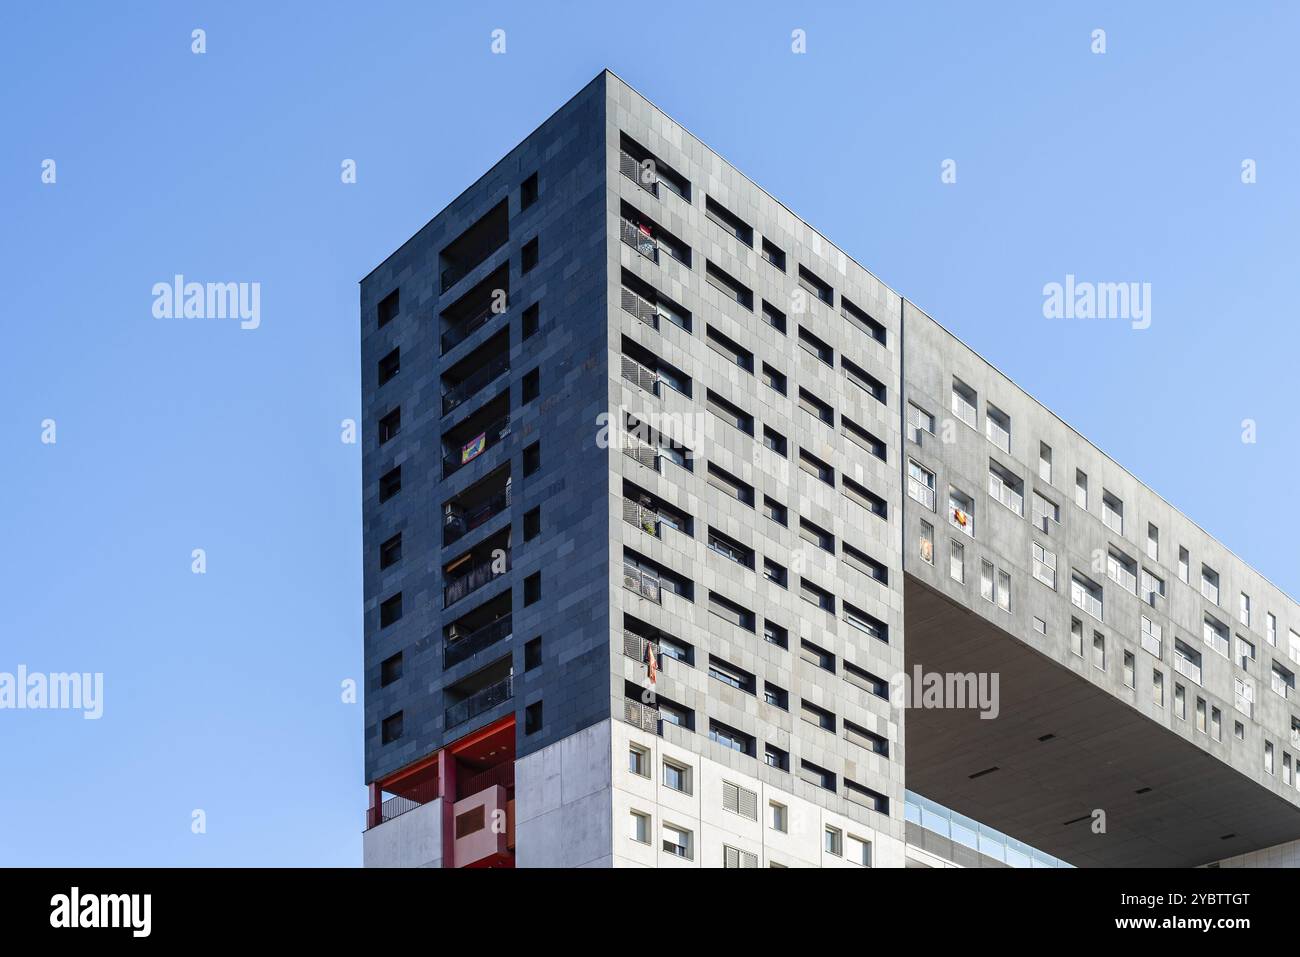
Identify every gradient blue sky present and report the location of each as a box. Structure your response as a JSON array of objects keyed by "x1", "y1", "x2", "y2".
[{"x1": 1, "y1": 2, "x2": 1296, "y2": 866}]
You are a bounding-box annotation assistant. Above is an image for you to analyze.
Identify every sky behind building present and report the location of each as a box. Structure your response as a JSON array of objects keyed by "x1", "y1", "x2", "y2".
[{"x1": 1, "y1": 1, "x2": 1296, "y2": 865}]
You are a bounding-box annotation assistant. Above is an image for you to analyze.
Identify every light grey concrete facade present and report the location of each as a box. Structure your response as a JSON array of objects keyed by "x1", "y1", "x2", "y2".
[{"x1": 360, "y1": 69, "x2": 1300, "y2": 868}]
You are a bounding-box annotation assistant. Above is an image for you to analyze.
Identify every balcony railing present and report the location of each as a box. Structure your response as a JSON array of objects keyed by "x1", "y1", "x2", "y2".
[
  {"x1": 444, "y1": 615, "x2": 513, "y2": 670},
  {"x1": 622, "y1": 499, "x2": 660, "y2": 537},
  {"x1": 1173, "y1": 654, "x2": 1202, "y2": 685},
  {"x1": 444, "y1": 416, "x2": 511, "y2": 477},
  {"x1": 623, "y1": 631, "x2": 662, "y2": 670},
  {"x1": 620, "y1": 355, "x2": 660, "y2": 396},
  {"x1": 444, "y1": 489, "x2": 511, "y2": 547},
  {"x1": 442, "y1": 301, "x2": 506, "y2": 353},
  {"x1": 621, "y1": 218, "x2": 659, "y2": 263},
  {"x1": 622, "y1": 440, "x2": 659, "y2": 471},
  {"x1": 444, "y1": 551, "x2": 511, "y2": 608},
  {"x1": 619, "y1": 150, "x2": 658, "y2": 197},
  {"x1": 1272, "y1": 672, "x2": 1294, "y2": 698},
  {"x1": 446, "y1": 675, "x2": 514, "y2": 729},
  {"x1": 986, "y1": 421, "x2": 1011, "y2": 452},
  {"x1": 443, "y1": 355, "x2": 509, "y2": 415},
  {"x1": 622, "y1": 561, "x2": 662, "y2": 604},
  {"x1": 458, "y1": 762, "x2": 514, "y2": 800},
  {"x1": 620, "y1": 286, "x2": 660, "y2": 330},
  {"x1": 1235, "y1": 691, "x2": 1254, "y2": 718},
  {"x1": 622, "y1": 696, "x2": 661, "y2": 734},
  {"x1": 1141, "y1": 632, "x2": 1162, "y2": 659},
  {"x1": 367, "y1": 778, "x2": 440, "y2": 830},
  {"x1": 908, "y1": 479, "x2": 935, "y2": 511}
]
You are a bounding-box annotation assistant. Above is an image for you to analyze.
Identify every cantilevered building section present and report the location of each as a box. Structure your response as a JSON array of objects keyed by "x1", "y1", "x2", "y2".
[{"x1": 359, "y1": 70, "x2": 1300, "y2": 868}]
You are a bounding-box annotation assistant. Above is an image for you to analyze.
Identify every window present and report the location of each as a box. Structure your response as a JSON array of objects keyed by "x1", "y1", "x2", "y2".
[
  {"x1": 521, "y1": 302, "x2": 539, "y2": 338},
  {"x1": 1102, "y1": 491, "x2": 1123, "y2": 534},
  {"x1": 761, "y1": 300, "x2": 787, "y2": 334},
  {"x1": 523, "y1": 506, "x2": 541, "y2": 541},
  {"x1": 704, "y1": 260, "x2": 753, "y2": 309},
  {"x1": 764, "y1": 743, "x2": 790, "y2": 771},
  {"x1": 761, "y1": 362, "x2": 786, "y2": 395},
  {"x1": 799, "y1": 516, "x2": 834, "y2": 553},
  {"x1": 1071, "y1": 572, "x2": 1103, "y2": 621},
  {"x1": 949, "y1": 488, "x2": 975, "y2": 537},
  {"x1": 764, "y1": 682, "x2": 789, "y2": 710},
  {"x1": 1039, "y1": 442, "x2": 1053, "y2": 483},
  {"x1": 798, "y1": 326, "x2": 833, "y2": 365},
  {"x1": 708, "y1": 656, "x2": 755, "y2": 694},
  {"x1": 523, "y1": 572, "x2": 541, "y2": 605},
  {"x1": 1124, "y1": 651, "x2": 1136, "y2": 688},
  {"x1": 843, "y1": 477, "x2": 888, "y2": 518},
  {"x1": 523, "y1": 441, "x2": 540, "y2": 476},
  {"x1": 381, "y1": 711, "x2": 403, "y2": 744},
  {"x1": 800, "y1": 639, "x2": 834, "y2": 672},
  {"x1": 662, "y1": 824, "x2": 692, "y2": 859},
  {"x1": 824, "y1": 826, "x2": 843, "y2": 856},
  {"x1": 844, "y1": 721, "x2": 889, "y2": 756},
  {"x1": 1153, "y1": 669, "x2": 1164, "y2": 706},
  {"x1": 800, "y1": 578, "x2": 835, "y2": 613},
  {"x1": 1141, "y1": 568, "x2": 1166, "y2": 606},
  {"x1": 847, "y1": 835, "x2": 873, "y2": 867},
  {"x1": 761, "y1": 238, "x2": 786, "y2": 271},
  {"x1": 795, "y1": 387, "x2": 837, "y2": 423},
  {"x1": 1092, "y1": 632, "x2": 1106, "y2": 671},
  {"x1": 709, "y1": 720, "x2": 755, "y2": 756},
  {"x1": 1032, "y1": 491, "x2": 1060, "y2": 532},
  {"x1": 798, "y1": 448, "x2": 834, "y2": 486},
  {"x1": 951, "y1": 377, "x2": 977, "y2": 428},
  {"x1": 1195, "y1": 696, "x2": 1207, "y2": 733},
  {"x1": 949, "y1": 539, "x2": 965, "y2": 583},
  {"x1": 802, "y1": 762, "x2": 835, "y2": 793},
  {"x1": 379, "y1": 465, "x2": 402, "y2": 502},
  {"x1": 1141, "y1": 615, "x2": 1162, "y2": 658},
  {"x1": 705, "y1": 389, "x2": 753, "y2": 435},
  {"x1": 524, "y1": 700, "x2": 543, "y2": 735},
  {"x1": 520, "y1": 172, "x2": 538, "y2": 209},
  {"x1": 1146, "y1": 522, "x2": 1159, "y2": 562},
  {"x1": 842, "y1": 357, "x2": 886, "y2": 404},
  {"x1": 1032, "y1": 541, "x2": 1057, "y2": 589},
  {"x1": 379, "y1": 533, "x2": 402, "y2": 570},
  {"x1": 763, "y1": 557, "x2": 788, "y2": 587},
  {"x1": 629, "y1": 744, "x2": 649, "y2": 777},
  {"x1": 1240, "y1": 592, "x2": 1252, "y2": 627},
  {"x1": 1032, "y1": 617, "x2": 1047, "y2": 636},
  {"x1": 522, "y1": 367, "x2": 539, "y2": 403},
  {"x1": 985, "y1": 404, "x2": 1011, "y2": 453},
  {"x1": 1178, "y1": 546, "x2": 1190, "y2": 583},
  {"x1": 1234, "y1": 679, "x2": 1254, "y2": 718},
  {"x1": 1265, "y1": 741, "x2": 1275, "y2": 775},
  {"x1": 842, "y1": 417, "x2": 887, "y2": 461},
  {"x1": 919, "y1": 519, "x2": 935, "y2": 565},
  {"x1": 722, "y1": 846, "x2": 759, "y2": 869},
  {"x1": 762, "y1": 426, "x2": 788, "y2": 457},
  {"x1": 763, "y1": 496, "x2": 788, "y2": 526},
  {"x1": 1071, "y1": 618, "x2": 1085, "y2": 657},
  {"x1": 1175, "y1": 638, "x2": 1203, "y2": 684},
  {"x1": 1267, "y1": 612, "x2": 1278, "y2": 646},
  {"x1": 377, "y1": 289, "x2": 399, "y2": 328},
  {"x1": 988, "y1": 460, "x2": 1024, "y2": 516},
  {"x1": 908, "y1": 403, "x2": 935, "y2": 444},
  {"x1": 1203, "y1": 615, "x2": 1229, "y2": 658},
  {"x1": 844, "y1": 603, "x2": 888, "y2": 642},
  {"x1": 1211, "y1": 706, "x2": 1222, "y2": 741},
  {"x1": 841, "y1": 297, "x2": 886, "y2": 345},
  {"x1": 707, "y1": 463, "x2": 754, "y2": 506},
  {"x1": 1174, "y1": 682, "x2": 1186, "y2": 720},
  {"x1": 705, "y1": 195, "x2": 753, "y2": 246},
  {"x1": 980, "y1": 560, "x2": 994, "y2": 603},
  {"x1": 705, "y1": 325, "x2": 754, "y2": 373},
  {"x1": 1237, "y1": 635, "x2": 1255, "y2": 670},
  {"x1": 1074, "y1": 469, "x2": 1088, "y2": 510},
  {"x1": 1201, "y1": 565, "x2": 1220, "y2": 605},
  {"x1": 709, "y1": 591, "x2": 755, "y2": 632},
  {"x1": 520, "y1": 237, "x2": 538, "y2": 273},
  {"x1": 907, "y1": 460, "x2": 936, "y2": 510},
  {"x1": 769, "y1": 801, "x2": 788, "y2": 832},
  {"x1": 663, "y1": 761, "x2": 691, "y2": 794},
  {"x1": 378, "y1": 347, "x2": 400, "y2": 386},
  {"x1": 629, "y1": 810, "x2": 650, "y2": 844},
  {"x1": 844, "y1": 661, "x2": 890, "y2": 700},
  {"x1": 707, "y1": 527, "x2": 754, "y2": 568},
  {"x1": 764, "y1": 620, "x2": 789, "y2": 648},
  {"x1": 379, "y1": 592, "x2": 403, "y2": 628},
  {"x1": 380, "y1": 652, "x2": 403, "y2": 687},
  {"x1": 801, "y1": 701, "x2": 835, "y2": 732},
  {"x1": 1107, "y1": 548, "x2": 1138, "y2": 595},
  {"x1": 797, "y1": 265, "x2": 833, "y2": 305}
]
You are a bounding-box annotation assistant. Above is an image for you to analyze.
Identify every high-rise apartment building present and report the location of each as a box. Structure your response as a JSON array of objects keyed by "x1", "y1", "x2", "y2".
[{"x1": 360, "y1": 71, "x2": 1300, "y2": 868}]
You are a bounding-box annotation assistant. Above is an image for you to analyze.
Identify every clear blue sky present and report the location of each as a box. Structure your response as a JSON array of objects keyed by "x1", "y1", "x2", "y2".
[{"x1": 1, "y1": 2, "x2": 1295, "y2": 865}]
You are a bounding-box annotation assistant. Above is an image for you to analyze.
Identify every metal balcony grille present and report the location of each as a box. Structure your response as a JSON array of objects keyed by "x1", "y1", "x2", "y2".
[
  {"x1": 620, "y1": 218, "x2": 659, "y2": 263},
  {"x1": 445, "y1": 675, "x2": 514, "y2": 729},
  {"x1": 623, "y1": 696, "x2": 661, "y2": 734},
  {"x1": 622, "y1": 561, "x2": 662, "y2": 603},
  {"x1": 622, "y1": 499, "x2": 660, "y2": 536},
  {"x1": 620, "y1": 287, "x2": 660, "y2": 330},
  {"x1": 444, "y1": 615, "x2": 513, "y2": 670},
  {"x1": 620, "y1": 355, "x2": 659, "y2": 395},
  {"x1": 619, "y1": 150, "x2": 658, "y2": 197}
]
